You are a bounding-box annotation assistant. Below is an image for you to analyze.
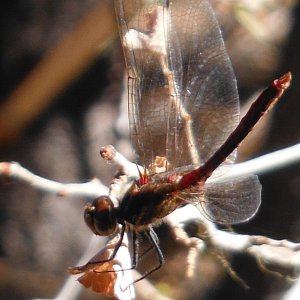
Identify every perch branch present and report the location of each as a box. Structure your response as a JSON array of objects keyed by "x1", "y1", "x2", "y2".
[{"x1": 0, "y1": 162, "x2": 108, "y2": 198}]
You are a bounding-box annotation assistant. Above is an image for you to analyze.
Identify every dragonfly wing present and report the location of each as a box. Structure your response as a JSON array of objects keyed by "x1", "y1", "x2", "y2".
[
  {"x1": 198, "y1": 175, "x2": 261, "y2": 224},
  {"x1": 166, "y1": 0, "x2": 239, "y2": 168},
  {"x1": 115, "y1": 0, "x2": 239, "y2": 170},
  {"x1": 115, "y1": 0, "x2": 175, "y2": 168}
]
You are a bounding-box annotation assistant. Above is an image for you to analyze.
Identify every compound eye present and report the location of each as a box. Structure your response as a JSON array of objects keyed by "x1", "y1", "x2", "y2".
[{"x1": 84, "y1": 196, "x2": 117, "y2": 236}]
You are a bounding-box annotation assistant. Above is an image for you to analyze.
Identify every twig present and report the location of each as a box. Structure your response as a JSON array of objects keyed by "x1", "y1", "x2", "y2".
[
  {"x1": 167, "y1": 205, "x2": 300, "y2": 277},
  {"x1": 224, "y1": 142, "x2": 300, "y2": 179},
  {"x1": 283, "y1": 276, "x2": 300, "y2": 300},
  {"x1": 0, "y1": 162, "x2": 108, "y2": 198}
]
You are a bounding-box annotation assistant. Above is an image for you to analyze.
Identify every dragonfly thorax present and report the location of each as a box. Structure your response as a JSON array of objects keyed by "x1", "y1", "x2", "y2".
[{"x1": 119, "y1": 180, "x2": 183, "y2": 227}]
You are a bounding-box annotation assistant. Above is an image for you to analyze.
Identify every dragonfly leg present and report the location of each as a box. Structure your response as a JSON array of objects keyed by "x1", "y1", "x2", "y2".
[{"x1": 131, "y1": 227, "x2": 165, "y2": 284}]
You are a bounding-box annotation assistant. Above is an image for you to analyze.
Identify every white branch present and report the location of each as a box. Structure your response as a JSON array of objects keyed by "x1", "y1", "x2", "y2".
[
  {"x1": 3, "y1": 143, "x2": 300, "y2": 200},
  {"x1": 167, "y1": 205, "x2": 300, "y2": 277},
  {"x1": 283, "y1": 277, "x2": 300, "y2": 300},
  {"x1": 100, "y1": 145, "x2": 141, "y2": 177},
  {"x1": 0, "y1": 162, "x2": 108, "y2": 198},
  {"x1": 225, "y1": 143, "x2": 300, "y2": 179}
]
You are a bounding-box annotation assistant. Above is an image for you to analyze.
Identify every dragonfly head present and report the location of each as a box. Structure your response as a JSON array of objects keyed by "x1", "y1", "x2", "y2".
[{"x1": 84, "y1": 196, "x2": 118, "y2": 236}]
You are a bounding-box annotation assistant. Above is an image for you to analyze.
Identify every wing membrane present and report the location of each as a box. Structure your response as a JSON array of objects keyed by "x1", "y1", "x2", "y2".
[
  {"x1": 200, "y1": 175, "x2": 261, "y2": 224},
  {"x1": 115, "y1": 0, "x2": 239, "y2": 171}
]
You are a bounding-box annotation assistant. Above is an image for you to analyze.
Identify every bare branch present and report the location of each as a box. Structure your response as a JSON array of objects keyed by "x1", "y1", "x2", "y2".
[
  {"x1": 100, "y1": 145, "x2": 141, "y2": 177},
  {"x1": 167, "y1": 205, "x2": 300, "y2": 277},
  {"x1": 0, "y1": 162, "x2": 108, "y2": 198},
  {"x1": 283, "y1": 277, "x2": 300, "y2": 300},
  {"x1": 223, "y1": 143, "x2": 300, "y2": 180}
]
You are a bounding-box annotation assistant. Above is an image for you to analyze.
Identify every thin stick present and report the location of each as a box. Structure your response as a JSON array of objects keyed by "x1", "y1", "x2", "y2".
[{"x1": 0, "y1": 162, "x2": 108, "y2": 198}]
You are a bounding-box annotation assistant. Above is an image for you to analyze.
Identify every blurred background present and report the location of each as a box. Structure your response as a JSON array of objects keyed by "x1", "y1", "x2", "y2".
[{"x1": 0, "y1": 0, "x2": 300, "y2": 299}]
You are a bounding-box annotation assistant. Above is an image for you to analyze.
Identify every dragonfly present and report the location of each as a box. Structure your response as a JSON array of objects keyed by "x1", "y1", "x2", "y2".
[{"x1": 70, "y1": 0, "x2": 291, "y2": 288}]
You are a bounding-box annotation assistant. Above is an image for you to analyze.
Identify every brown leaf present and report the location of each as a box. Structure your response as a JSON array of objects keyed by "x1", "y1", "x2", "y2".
[
  {"x1": 78, "y1": 266, "x2": 117, "y2": 296},
  {"x1": 69, "y1": 233, "x2": 135, "y2": 299}
]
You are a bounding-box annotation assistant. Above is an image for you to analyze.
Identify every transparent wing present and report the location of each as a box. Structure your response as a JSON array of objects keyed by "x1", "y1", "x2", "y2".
[
  {"x1": 115, "y1": 0, "x2": 239, "y2": 171},
  {"x1": 199, "y1": 175, "x2": 261, "y2": 224}
]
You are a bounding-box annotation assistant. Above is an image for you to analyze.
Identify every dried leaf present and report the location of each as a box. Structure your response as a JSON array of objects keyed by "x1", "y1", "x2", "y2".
[
  {"x1": 78, "y1": 267, "x2": 117, "y2": 296},
  {"x1": 69, "y1": 233, "x2": 135, "y2": 299}
]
